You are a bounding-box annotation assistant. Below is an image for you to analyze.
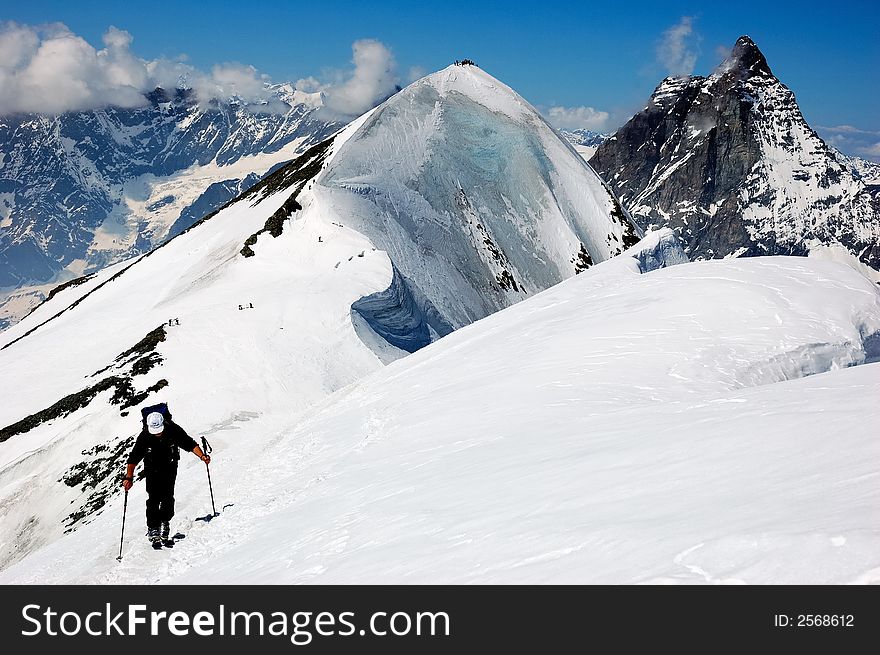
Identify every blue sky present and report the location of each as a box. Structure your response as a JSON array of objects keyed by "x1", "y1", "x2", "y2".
[{"x1": 3, "y1": 0, "x2": 878, "y2": 158}]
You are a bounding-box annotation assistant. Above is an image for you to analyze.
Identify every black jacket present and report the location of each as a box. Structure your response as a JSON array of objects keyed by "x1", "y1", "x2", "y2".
[{"x1": 126, "y1": 422, "x2": 198, "y2": 473}]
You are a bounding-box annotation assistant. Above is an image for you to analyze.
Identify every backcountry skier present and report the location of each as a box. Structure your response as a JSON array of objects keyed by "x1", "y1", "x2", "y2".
[{"x1": 121, "y1": 404, "x2": 210, "y2": 546}]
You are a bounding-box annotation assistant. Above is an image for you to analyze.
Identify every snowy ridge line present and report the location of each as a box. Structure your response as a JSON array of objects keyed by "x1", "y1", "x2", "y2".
[
  {"x1": 0, "y1": 94, "x2": 342, "y2": 328},
  {"x1": 4, "y1": 252, "x2": 878, "y2": 583},
  {"x1": 238, "y1": 137, "x2": 338, "y2": 257},
  {"x1": 0, "y1": 256, "x2": 145, "y2": 352},
  {"x1": 0, "y1": 65, "x2": 661, "y2": 572},
  {"x1": 4, "y1": 274, "x2": 96, "y2": 334}
]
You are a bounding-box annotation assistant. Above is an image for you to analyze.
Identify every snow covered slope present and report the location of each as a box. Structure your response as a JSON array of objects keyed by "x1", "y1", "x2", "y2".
[
  {"x1": 2, "y1": 248, "x2": 878, "y2": 584},
  {"x1": 0, "y1": 65, "x2": 640, "y2": 571}
]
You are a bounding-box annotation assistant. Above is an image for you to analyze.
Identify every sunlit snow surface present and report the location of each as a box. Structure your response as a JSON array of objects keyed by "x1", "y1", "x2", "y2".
[{"x1": 3, "y1": 250, "x2": 879, "y2": 584}]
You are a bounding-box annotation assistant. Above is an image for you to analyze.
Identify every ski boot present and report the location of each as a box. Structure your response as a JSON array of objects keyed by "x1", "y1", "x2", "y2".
[{"x1": 147, "y1": 527, "x2": 162, "y2": 549}]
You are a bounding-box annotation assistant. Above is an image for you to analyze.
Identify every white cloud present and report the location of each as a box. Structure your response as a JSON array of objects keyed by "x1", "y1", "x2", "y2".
[
  {"x1": 0, "y1": 24, "x2": 406, "y2": 120},
  {"x1": 818, "y1": 124, "x2": 880, "y2": 137},
  {"x1": 407, "y1": 66, "x2": 427, "y2": 84},
  {"x1": 815, "y1": 125, "x2": 880, "y2": 163},
  {"x1": 320, "y1": 39, "x2": 399, "y2": 118},
  {"x1": 857, "y1": 142, "x2": 880, "y2": 157},
  {"x1": 293, "y1": 76, "x2": 323, "y2": 94},
  {"x1": 656, "y1": 16, "x2": 700, "y2": 77},
  {"x1": 0, "y1": 22, "x2": 286, "y2": 114},
  {"x1": 205, "y1": 63, "x2": 271, "y2": 100},
  {"x1": 714, "y1": 44, "x2": 732, "y2": 65},
  {"x1": 544, "y1": 105, "x2": 610, "y2": 131},
  {"x1": 0, "y1": 22, "x2": 148, "y2": 114},
  {"x1": 294, "y1": 39, "x2": 401, "y2": 119}
]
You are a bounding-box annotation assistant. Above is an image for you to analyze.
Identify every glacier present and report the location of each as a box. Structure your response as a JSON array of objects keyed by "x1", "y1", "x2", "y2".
[{"x1": 312, "y1": 64, "x2": 640, "y2": 334}]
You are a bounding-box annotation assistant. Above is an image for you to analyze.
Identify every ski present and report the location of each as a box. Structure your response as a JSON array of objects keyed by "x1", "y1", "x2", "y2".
[
  {"x1": 162, "y1": 539, "x2": 175, "y2": 548},
  {"x1": 151, "y1": 540, "x2": 163, "y2": 550}
]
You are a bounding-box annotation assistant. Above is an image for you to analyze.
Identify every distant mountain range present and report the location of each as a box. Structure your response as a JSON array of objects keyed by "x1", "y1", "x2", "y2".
[
  {"x1": 559, "y1": 128, "x2": 609, "y2": 148},
  {"x1": 0, "y1": 85, "x2": 341, "y2": 327},
  {"x1": 3, "y1": 37, "x2": 880, "y2": 336}
]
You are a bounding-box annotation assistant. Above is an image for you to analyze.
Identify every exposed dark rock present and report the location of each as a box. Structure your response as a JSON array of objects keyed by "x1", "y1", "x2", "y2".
[
  {"x1": 573, "y1": 244, "x2": 594, "y2": 274},
  {"x1": 59, "y1": 435, "x2": 136, "y2": 532},
  {"x1": 1, "y1": 326, "x2": 168, "y2": 442},
  {"x1": 45, "y1": 274, "x2": 94, "y2": 303},
  {"x1": 239, "y1": 137, "x2": 335, "y2": 257},
  {"x1": 590, "y1": 35, "x2": 880, "y2": 269},
  {"x1": 115, "y1": 325, "x2": 166, "y2": 363}
]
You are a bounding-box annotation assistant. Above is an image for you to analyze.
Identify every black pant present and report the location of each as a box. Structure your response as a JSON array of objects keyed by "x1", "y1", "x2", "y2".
[{"x1": 145, "y1": 464, "x2": 177, "y2": 529}]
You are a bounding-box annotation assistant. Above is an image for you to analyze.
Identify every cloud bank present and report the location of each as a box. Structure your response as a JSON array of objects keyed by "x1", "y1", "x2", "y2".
[
  {"x1": 544, "y1": 105, "x2": 610, "y2": 131},
  {"x1": 0, "y1": 22, "x2": 400, "y2": 117},
  {"x1": 816, "y1": 125, "x2": 880, "y2": 163},
  {"x1": 656, "y1": 16, "x2": 700, "y2": 77},
  {"x1": 0, "y1": 23, "x2": 150, "y2": 114}
]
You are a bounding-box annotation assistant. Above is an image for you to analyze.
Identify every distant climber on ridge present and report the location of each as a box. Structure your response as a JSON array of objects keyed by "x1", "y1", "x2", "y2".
[{"x1": 122, "y1": 404, "x2": 210, "y2": 547}]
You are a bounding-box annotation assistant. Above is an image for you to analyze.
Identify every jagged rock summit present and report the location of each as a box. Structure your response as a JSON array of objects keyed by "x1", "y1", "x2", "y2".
[
  {"x1": 590, "y1": 36, "x2": 880, "y2": 275},
  {"x1": 722, "y1": 35, "x2": 773, "y2": 78}
]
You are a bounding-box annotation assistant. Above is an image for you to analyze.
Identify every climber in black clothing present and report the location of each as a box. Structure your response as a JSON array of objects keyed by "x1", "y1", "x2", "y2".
[{"x1": 122, "y1": 407, "x2": 210, "y2": 544}]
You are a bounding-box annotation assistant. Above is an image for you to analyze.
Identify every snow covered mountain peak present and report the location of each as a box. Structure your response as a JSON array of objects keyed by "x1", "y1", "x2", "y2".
[
  {"x1": 309, "y1": 63, "x2": 641, "y2": 333},
  {"x1": 591, "y1": 36, "x2": 880, "y2": 275},
  {"x1": 413, "y1": 63, "x2": 535, "y2": 120},
  {"x1": 0, "y1": 64, "x2": 650, "y2": 570}
]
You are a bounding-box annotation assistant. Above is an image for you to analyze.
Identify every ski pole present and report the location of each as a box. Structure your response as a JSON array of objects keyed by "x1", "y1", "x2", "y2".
[
  {"x1": 116, "y1": 488, "x2": 128, "y2": 561},
  {"x1": 201, "y1": 436, "x2": 218, "y2": 517}
]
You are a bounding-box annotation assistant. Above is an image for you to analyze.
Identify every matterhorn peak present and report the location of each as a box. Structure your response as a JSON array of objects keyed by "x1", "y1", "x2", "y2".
[
  {"x1": 591, "y1": 32, "x2": 880, "y2": 273},
  {"x1": 715, "y1": 35, "x2": 773, "y2": 79}
]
